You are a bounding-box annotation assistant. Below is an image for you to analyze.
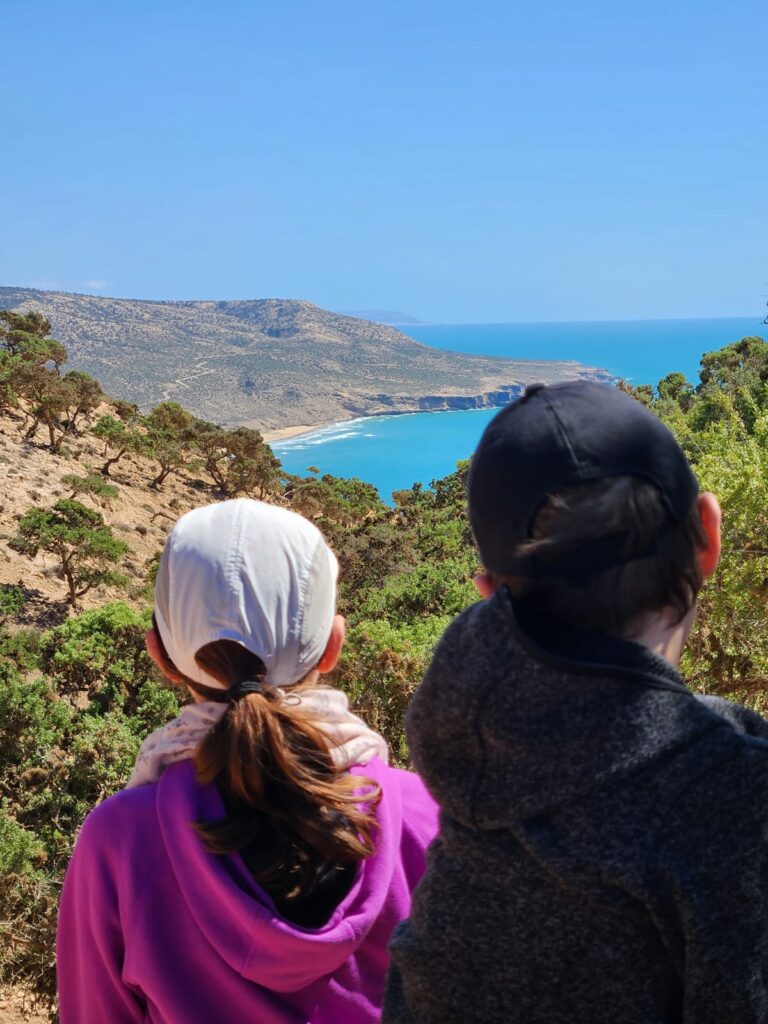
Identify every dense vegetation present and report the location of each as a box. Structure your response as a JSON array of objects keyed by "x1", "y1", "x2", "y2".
[{"x1": 1, "y1": 309, "x2": 767, "y2": 1014}]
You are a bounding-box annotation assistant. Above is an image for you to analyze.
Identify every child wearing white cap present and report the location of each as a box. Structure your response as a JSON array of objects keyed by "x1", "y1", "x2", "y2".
[{"x1": 57, "y1": 499, "x2": 438, "y2": 1024}]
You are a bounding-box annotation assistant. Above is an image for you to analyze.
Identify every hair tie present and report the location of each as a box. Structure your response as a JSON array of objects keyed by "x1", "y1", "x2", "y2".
[{"x1": 227, "y1": 679, "x2": 267, "y2": 703}]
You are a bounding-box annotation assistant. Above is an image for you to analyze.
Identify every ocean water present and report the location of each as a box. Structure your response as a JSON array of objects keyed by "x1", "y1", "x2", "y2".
[{"x1": 274, "y1": 316, "x2": 764, "y2": 499}]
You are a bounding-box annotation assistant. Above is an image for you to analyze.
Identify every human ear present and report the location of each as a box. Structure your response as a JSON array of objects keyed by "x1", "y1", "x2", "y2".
[
  {"x1": 145, "y1": 626, "x2": 186, "y2": 685},
  {"x1": 473, "y1": 572, "x2": 495, "y2": 599},
  {"x1": 697, "y1": 492, "x2": 722, "y2": 578},
  {"x1": 316, "y1": 614, "x2": 346, "y2": 674}
]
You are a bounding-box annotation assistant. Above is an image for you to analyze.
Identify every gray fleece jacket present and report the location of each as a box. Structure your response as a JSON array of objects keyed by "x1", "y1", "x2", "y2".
[{"x1": 383, "y1": 588, "x2": 768, "y2": 1024}]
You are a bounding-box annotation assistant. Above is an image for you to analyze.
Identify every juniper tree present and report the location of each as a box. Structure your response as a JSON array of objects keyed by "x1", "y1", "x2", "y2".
[
  {"x1": 11, "y1": 500, "x2": 128, "y2": 607},
  {"x1": 190, "y1": 421, "x2": 280, "y2": 498},
  {"x1": 92, "y1": 414, "x2": 149, "y2": 476},
  {"x1": 0, "y1": 309, "x2": 73, "y2": 449},
  {"x1": 16, "y1": 363, "x2": 71, "y2": 451},
  {"x1": 143, "y1": 402, "x2": 195, "y2": 488},
  {"x1": 60, "y1": 473, "x2": 119, "y2": 506},
  {"x1": 61, "y1": 371, "x2": 103, "y2": 433}
]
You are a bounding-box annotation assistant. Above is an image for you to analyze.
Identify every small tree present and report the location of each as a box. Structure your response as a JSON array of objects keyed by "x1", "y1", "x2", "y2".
[
  {"x1": 227, "y1": 427, "x2": 281, "y2": 498},
  {"x1": 0, "y1": 350, "x2": 20, "y2": 413},
  {"x1": 61, "y1": 371, "x2": 103, "y2": 433},
  {"x1": 91, "y1": 414, "x2": 148, "y2": 476},
  {"x1": 0, "y1": 311, "x2": 76, "y2": 450},
  {"x1": 15, "y1": 362, "x2": 71, "y2": 451},
  {"x1": 0, "y1": 311, "x2": 66, "y2": 374},
  {"x1": 143, "y1": 402, "x2": 195, "y2": 488},
  {"x1": 60, "y1": 473, "x2": 119, "y2": 506},
  {"x1": 616, "y1": 379, "x2": 654, "y2": 407},
  {"x1": 112, "y1": 398, "x2": 139, "y2": 422},
  {"x1": 0, "y1": 309, "x2": 52, "y2": 345},
  {"x1": 11, "y1": 500, "x2": 128, "y2": 607},
  {"x1": 190, "y1": 421, "x2": 280, "y2": 497}
]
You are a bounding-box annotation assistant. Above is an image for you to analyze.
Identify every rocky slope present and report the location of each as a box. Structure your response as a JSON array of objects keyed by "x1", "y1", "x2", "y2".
[
  {"x1": 0, "y1": 288, "x2": 609, "y2": 432},
  {"x1": 0, "y1": 405, "x2": 200, "y2": 627}
]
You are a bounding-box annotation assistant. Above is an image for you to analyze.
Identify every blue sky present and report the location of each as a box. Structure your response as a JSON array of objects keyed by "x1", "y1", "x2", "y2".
[{"x1": 1, "y1": 0, "x2": 766, "y2": 322}]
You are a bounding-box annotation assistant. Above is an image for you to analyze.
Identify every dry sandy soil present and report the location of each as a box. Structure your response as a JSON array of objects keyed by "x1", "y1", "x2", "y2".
[
  {"x1": 0, "y1": 404, "x2": 227, "y2": 625},
  {"x1": 0, "y1": 986, "x2": 50, "y2": 1023}
]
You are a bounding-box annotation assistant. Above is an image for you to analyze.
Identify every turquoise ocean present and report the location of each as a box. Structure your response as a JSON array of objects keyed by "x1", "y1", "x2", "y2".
[{"x1": 273, "y1": 317, "x2": 764, "y2": 500}]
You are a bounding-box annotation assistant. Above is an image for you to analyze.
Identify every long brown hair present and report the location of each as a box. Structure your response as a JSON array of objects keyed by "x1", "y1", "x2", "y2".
[{"x1": 153, "y1": 624, "x2": 380, "y2": 907}]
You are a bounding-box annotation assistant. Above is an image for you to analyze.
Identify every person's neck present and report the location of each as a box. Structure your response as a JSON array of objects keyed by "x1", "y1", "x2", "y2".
[{"x1": 628, "y1": 606, "x2": 696, "y2": 668}]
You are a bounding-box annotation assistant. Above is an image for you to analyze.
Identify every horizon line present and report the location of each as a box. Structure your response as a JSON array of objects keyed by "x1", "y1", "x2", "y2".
[{"x1": 0, "y1": 283, "x2": 763, "y2": 328}]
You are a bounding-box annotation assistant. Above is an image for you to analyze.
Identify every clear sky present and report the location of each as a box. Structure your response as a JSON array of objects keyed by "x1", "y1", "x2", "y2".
[{"x1": 1, "y1": 0, "x2": 766, "y2": 322}]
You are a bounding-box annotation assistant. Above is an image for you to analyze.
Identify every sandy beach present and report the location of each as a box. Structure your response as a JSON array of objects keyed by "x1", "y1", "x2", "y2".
[{"x1": 262, "y1": 423, "x2": 332, "y2": 443}]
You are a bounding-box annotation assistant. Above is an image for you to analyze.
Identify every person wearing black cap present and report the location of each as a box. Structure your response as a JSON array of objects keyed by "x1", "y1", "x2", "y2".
[{"x1": 383, "y1": 381, "x2": 768, "y2": 1024}]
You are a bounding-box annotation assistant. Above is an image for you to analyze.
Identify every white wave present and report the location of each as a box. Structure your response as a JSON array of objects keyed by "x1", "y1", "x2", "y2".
[
  {"x1": 304, "y1": 431, "x2": 360, "y2": 445},
  {"x1": 273, "y1": 418, "x2": 371, "y2": 451}
]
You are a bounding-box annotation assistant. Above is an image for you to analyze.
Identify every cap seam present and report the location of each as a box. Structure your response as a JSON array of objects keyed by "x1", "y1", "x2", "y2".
[
  {"x1": 293, "y1": 534, "x2": 319, "y2": 653},
  {"x1": 226, "y1": 500, "x2": 247, "y2": 636},
  {"x1": 543, "y1": 389, "x2": 585, "y2": 476}
]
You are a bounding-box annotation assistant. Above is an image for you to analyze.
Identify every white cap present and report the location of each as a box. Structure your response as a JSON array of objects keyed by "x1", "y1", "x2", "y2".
[{"x1": 154, "y1": 499, "x2": 338, "y2": 689}]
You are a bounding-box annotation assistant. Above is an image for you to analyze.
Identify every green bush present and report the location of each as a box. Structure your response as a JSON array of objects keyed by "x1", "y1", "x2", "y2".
[
  {"x1": 0, "y1": 584, "x2": 28, "y2": 621},
  {"x1": 0, "y1": 801, "x2": 45, "y2": 874},
  {"x1": 357, "y1": 558, "x2": 477, "y2": 625},
  {"x1": 0, "y1": 626, "x2": 44, "y2": 672},
  {"x1": 0, "y1": 671, "x2": 72, "y2": 785},
  {"x1": 41, "y1": 601, "x2": 151, "y2": 699},
  {"x1": 338, "y1": 616, "x2": 451, "y2": 763}
]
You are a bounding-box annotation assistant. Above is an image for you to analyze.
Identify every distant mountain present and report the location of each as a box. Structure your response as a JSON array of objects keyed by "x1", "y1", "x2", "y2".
[
  {"x1": 0, "y1": 287, "x2": 609, "y2": 432},
  {"x1": 342, "y1": 310, "x2": 427, "y2": 326}
]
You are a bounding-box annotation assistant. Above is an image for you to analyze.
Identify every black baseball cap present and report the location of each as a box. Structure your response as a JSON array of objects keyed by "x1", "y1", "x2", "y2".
[{"x1": 468, "y1": 380, "x2": 700, "y2": 576}]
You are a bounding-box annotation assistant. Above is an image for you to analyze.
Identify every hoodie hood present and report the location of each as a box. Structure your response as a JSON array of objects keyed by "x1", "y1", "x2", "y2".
[
  {"x1": 156, "y1": 757, "x2": 398, "y2": 992},
  {"x1": 407, "y1": 588, "x2": 725, "y2": 829}
]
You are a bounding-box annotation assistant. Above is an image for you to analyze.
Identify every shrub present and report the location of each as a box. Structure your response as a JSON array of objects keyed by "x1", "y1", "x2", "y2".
[
  {"x1": 337, "y1": 616, "x2": 450, "y2": 764},
  {"x1": 0, "y1": 802, "x2": 45, "y2": 874},
  {"x1": 40, "y1": 602, "x2": 151, "y2": 699},
  {"x1": 0, "y1": 627, "x2": 44, "y2": 673},
  {"x1": 0, "y1": 584, "x2": 27, "y2": 621}
]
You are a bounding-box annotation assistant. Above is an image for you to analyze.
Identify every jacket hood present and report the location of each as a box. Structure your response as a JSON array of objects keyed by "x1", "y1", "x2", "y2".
[
  {"x1": 407, "y1": 588, "x2": 725, "y2": 828},
  {"x1": 155, "y1": 757, "x2": 397, "y2": 991}
]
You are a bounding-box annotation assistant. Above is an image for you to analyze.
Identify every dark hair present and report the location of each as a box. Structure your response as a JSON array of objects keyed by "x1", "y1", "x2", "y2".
[
  {"x1": 152, "y1": 624, "x2": 380, "y2": 909},
  {"x1": 497, "y1": 476, "x2": 707, "y2": 636}
]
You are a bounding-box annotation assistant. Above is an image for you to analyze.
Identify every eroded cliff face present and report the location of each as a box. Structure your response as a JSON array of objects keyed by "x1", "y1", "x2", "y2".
[
  {"x1": 351, "y1": 385, "x2": 525, "y2": 415},
  {"x1": 340, "y1": 375, "x2": 614, "y2": 420},
  {"x1": 415, "y1": 385, "x2": 524, "y2": 411}
]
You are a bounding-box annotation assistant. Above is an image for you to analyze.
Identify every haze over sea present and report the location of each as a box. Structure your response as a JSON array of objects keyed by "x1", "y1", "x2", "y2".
[{"x1": 274, "y1": 317, "x2": 764, "y2": 500}]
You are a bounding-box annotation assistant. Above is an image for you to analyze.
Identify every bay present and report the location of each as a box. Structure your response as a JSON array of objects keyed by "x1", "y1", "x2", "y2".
[{"x1": 274, "y1": 316, "x2": 764, "y2": 500}]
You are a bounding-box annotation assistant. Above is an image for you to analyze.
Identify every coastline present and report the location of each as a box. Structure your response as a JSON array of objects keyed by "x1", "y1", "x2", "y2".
[
  {"x1": 262, "y1": 423, "x2": 339, "y2": 443},
  {"x1": 263, "y1": 406, "x2": 503, "y2": 448}
]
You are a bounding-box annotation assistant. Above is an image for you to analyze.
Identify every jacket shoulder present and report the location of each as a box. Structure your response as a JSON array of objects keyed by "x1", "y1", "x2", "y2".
[
  {"x1": 387, "y1": 765, "x2": 439, "y2": 847},
  {"x1": 695, "y1": 693, "x2": 768, "y2": 740},
  {"x1": 76, "y1": 782, "x2": 161, "y2": 863}
]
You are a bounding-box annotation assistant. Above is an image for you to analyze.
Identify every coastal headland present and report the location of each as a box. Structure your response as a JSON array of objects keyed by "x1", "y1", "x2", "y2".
[{"x1": 0, "y1": 287, "x2": 611, "y2": 435}]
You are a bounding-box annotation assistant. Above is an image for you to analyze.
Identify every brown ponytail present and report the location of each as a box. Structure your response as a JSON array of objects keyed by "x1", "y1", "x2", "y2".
[{"x1": 153, "y1": 627, "x2": 381, "y2": 908}]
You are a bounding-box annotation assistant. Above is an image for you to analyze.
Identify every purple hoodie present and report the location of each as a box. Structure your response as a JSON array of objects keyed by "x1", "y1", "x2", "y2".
[{"x1": 57, "y1": 757, "x2": 437, "y2": 1023}]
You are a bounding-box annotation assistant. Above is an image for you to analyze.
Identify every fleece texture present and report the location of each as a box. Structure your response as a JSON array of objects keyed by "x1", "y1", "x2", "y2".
[
  {"x1": 383, "y1": 588, "x2": 768, "y2": 1024},
  {"x1": 58, "y1": 757, "x2": 437, "y2": 1024}
]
